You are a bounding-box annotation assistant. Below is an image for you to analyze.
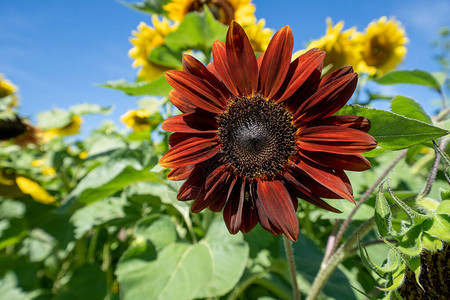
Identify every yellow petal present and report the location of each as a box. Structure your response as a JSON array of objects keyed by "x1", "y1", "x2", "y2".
[{"x1": 16, "y1": 176, "x2": 56, "y2": 204}]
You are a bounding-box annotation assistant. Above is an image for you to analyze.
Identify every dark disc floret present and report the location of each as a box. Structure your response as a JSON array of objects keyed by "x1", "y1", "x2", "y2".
[{"x1": 217, "y1": 94, "x2": 297, "y2": 180}]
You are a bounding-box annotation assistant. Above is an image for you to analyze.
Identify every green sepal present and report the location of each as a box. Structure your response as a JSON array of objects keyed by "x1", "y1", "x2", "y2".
[
  {"x1": 422, "y1": 232, "x2": 444, "y2": 252},
  {"x1": 377, "y1": 263, "x2": 406, "y2": 292},
  {"x1": 375, "y1": 183, "x2": 393, "y2": 238},
  {"x1": 405, "y1": 256, "x2": 424, "y2": 292}
]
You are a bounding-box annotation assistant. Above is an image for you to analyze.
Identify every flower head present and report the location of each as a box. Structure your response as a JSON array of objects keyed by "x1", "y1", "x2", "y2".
[
  {"x1": 0, "y1": 74, "x2": 17, "y2": 98},
  {"x1": 164, "y1": 0, "x2": 256, "y2": 25},
  {"x1": 129, "y1": 16, "x2": 178, "y2": 81},
  {"x1": 306, "y1": 18, "x2": 360, "y2": 75},
  {"x1": 121, "y1": 109, "x2": 152, "y2": 132},
  {"x1": 354, "y1": 17, "x2": 408, "y2": 76},
  {"x1": 160, "y1": 22, "x2": 377, "y2": 241},
  {"x1": 43, "y1": 115, "x2": 82, "y2": 141}
]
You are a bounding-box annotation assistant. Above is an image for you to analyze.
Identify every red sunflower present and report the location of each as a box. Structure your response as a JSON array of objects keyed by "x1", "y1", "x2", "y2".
[{"x1": 159, "y1": 21, "x2": 377, "y2": 241}]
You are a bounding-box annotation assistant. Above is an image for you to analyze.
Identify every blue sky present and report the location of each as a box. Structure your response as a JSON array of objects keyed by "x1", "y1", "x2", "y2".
[{"x1": 1, "y1": 0, "x2": 449, "y2": 134}]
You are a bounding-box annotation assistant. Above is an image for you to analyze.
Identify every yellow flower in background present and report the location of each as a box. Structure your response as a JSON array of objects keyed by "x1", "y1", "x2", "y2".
[
  {"x1": 32, "y1": 159, "x2": 56, "y2": 176},
  {"x1": 306, "y1": 18, "x2": 361, "y2": 74},
  {"x1": 121, "y1": 109, "x2": 151, "y2": 132},
  {"x1": 164, "y1": 0, "x2": 256, "y2": 25},
  {"x1": 43, "y1": 115, "x2": 82, "y2": 141},
  {"x1": 0, "y1": 170, "x2": 56, "y2": 204},
  {"x1": 354, "y1": 17, "x2": 408, "y2": 76},
  {"x1": 129, "y1": 16, "x2": 178, "y2": 81},
  {"x1": 79, "y1": 151, "x2": 88, "y2": 160},
  {"x1": 243, "y1": 19, "x2": 273, "y2": 52},
  {"x1": 15, "y1": 176, "x2": 56, "y2": 204},
  {"x1": 0, "y1": 74, "x2": 17, "y2": 98}
]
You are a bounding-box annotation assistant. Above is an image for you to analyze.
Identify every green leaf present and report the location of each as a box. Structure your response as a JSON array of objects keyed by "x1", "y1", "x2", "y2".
[
  {"x1": 121, "y1": 0, "x2": 170, "y2": 16},
  {"x1": 390, "y1": 96, "x2": 432, "y2": 124},
  {"x1": 54, "y1": 263, "x2": 107, "y2": 300},
  {"x1": 405, "y1": 256, "x2": 423, "y2": 291},
  {"x1": 359, "y1": 239, "x2": 388, "y2": 277},
  {"x1": 422, "y1": 232, "x2": 444, "y2": 252},
  {"x1": 134, "y1": 215, "x2": 177, "y2": 251},
  {"x1": 194, "y1": 217, "x2": 249, "y2": 298},
  {"x1": 375, "y1": 184, "x2": 393, "y2": 238},
  {"x1": 435, "y1": 199, "x2": 450, "y2": 214},
  {"x1": 424, "y1": 214, "x2": 450, "y2": 242},
  {"x1": 165, "y1": 7, "x2": 228, "y2": 54},
  {"x1": 116, "y1": 242, "x2": 213, "y2": 300},
  {"x1": 375, "y1": 70, "x2": 442, "y2": 92},
  {"x1": 378, "y1": 264, "x2": 406, "y2": 292},
  {"x1": 440, "y1": 189, "x2": 450, "y2": 201},
  {"x1": 65, "y1": 158, "x2": 160, "y2": 206},
  {"x1": 336, "y1": 105, "x2": 449, "y2": 150},
  {"x1": 396, "y1": 225, "x2": 424, "y2": 257},
  {"x1": 98, "y1": 77, "x2": 172, "y2": 96},
  {"x1": 431, "y1": 72, "x2": 447, "y2": 87},
  {"x1": 149, "y1": 45, "x2": 183, "y2": 68},
  {"x1": 69, "y1": 103, "x2": 113, "y2": 116},
  {"x1": 0, "y1": 272, "x2": 31, "y2": 300},
  {"x1": 36, "y1": 109, "x2": 72, "y2": 129}
]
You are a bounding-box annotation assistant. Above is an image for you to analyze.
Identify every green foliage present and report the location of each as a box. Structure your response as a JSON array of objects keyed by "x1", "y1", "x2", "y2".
[
  {"x1": 99, "y1": 77, "x2": 172, "y2": 96},
  {"x1": 121, "y1": 0, "x2": 170, "y2": 16},
  {"x1": 375, "y1": 70, "x2": 444, "y2": 93},
  {"x1": 336, "y1": 105, "x2": 449, "y2": 151}
]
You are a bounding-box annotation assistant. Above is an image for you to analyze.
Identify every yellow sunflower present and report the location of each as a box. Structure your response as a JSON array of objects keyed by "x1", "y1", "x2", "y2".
[
  {"x1": 129, "y1": 16, "x2": 178, "y2": 81},
  {"x1": 354, "y1": 17, "x2": 408, "y2": 76},
  {"x1": 306, "y1": 18, "x2": 361, "y2": 74},
  {"x1": 121, "y1": 109, "x2": 151, "y2": 132},
  {"x1": 243, "y1": 19, "x2": 273, "y2": 52},
  {"x1": 163, "y1": 0, "x2": 256, "y2": 25},
  {"x1": 43, "y1": 115, "x2": 82, "y2": 141},
  {"x1": 32, "y1": 159, "x2": 56, "y2": 176}
]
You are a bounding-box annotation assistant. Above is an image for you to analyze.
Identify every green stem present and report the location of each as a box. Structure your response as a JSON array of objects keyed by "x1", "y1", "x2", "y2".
[
  {"x1": 87, "y1": 228, "x2": 100, "y2": 263},
  {"x1": 102, "y1": 242, "x2": 113, "y2": 291},
  {"x1": 306, "y1": 199, "x2": 412, "y2": 300},
  {"x1": 227, "y1": 270, "x2": 268, "y2": 300},
  {"x1": 283, "y1": 236, "x2": 301, "y2": 300}
]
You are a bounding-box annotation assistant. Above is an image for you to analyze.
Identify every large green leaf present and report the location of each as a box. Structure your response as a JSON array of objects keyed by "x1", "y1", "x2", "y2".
[
  {"x1": 116, "y1": 242, "x2": 213, "y2": 300},
  {"x1": 375, "y1": 70, "x2": 443, "y2": 92},
  {"x1": 149, "y1": 45, "x2": 183, "y2": 69},
  {"x1": 390, "y1": 96, "x2": 432, "y2": 124},
  {"x1": 36, "y1": 109, "x2": 72, "y2": 129},
  {"x1": 99, "y1": 77, "x2": 172, "y2": 96},
  {"x1": 0, "y1": 272, "x2": 31, "y2": 300},
  {"x1": 165, "y1": 8, "x2": 228, "y2": 54},
  {"x1": 69, "y1": 103, "x2": 113, "y2": 116},
  {"x1": 65, "y1": 158, "x2": 161, "y2": 206},
  {"x1": 194, "y1": 217, "x2": 249, "y2": 298},
  {"x1": 336, "y1": 105, "x2": 449, "y2": 150},
  {"x1": 134, "y1": 215, "x2": 177, "y2": 251}
]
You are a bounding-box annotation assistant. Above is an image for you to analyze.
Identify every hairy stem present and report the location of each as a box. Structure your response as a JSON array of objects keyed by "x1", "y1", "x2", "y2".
[
  {"x1": 283, "y1": 236, "x2": 301, "y2": 300},
  {"x1": 329, "y1": 149, "x2": 407, "y2": 257},
  {"x1": 420, "y1": 138, "x2": 448, "y2": 197}
]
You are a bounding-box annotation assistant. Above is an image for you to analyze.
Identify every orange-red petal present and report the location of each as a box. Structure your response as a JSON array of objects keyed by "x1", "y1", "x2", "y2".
[
  {"x1": 299, "y1": 150, "x2": 372, "y2": 171},
  {"x1": 297, "y1": 126, "x2": 378, "y2": 154},
  {"x1": 161, "y1": 112, "x2": 218, "y2": 133},
  {"x1": 256, "y1": 180, "x2": 299, "y2": 241},
  {"x1": 309, "y1": 115, "x2": 371, "y2": 132},
  {"x1": 159, "y1": 135, "x2": 219, "y2": 168},
  {"x1": 259, "y1": 26, "x2": 293, "y2": 99},
  {"x1": 226, "y1": 21, "x2": 258, "y2": 96}
]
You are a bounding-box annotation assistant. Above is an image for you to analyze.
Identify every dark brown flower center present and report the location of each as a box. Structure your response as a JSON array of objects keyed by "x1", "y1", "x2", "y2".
[
  {"x1": 365, "y1": 35, "x2": 391, "y2": 66},
  {"x1": 217, "y1": 95, "x2": 297, "y2": 180},
  {"x1": 187, "y1": 0, "x2": 235, "y2": 25}
]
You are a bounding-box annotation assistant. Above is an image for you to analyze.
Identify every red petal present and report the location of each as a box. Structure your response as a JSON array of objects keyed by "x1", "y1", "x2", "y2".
[
  {"x1": 283, "y1": 174, "x2": 341, "y2": 213},
  {"x1": 177, "y1": 164, "x2": 206, "y2": 201},
  {"x1": 275, "y1": 48, "x2": 325, "y2": 102},
  {"x1": 256, "y1": 180, "x2": 299, "y2": 241},
  {"x1": 167, "y1": 165, "x2": 194, "y2": 180},
  {"x1": 161, "y1": 112, "x2": 218, "y2": 134},
  {"x1": 319, "y1": 66, "x2": 353, "y2": 87},
  {"x1": 165, "y1": 70, "x2": 226, "y2": 114},
  {"x1": 212, "y1": 41, "x2": 240, "y2": 96},
  {"x1": 259, "y1": 26, "x2": 293, "y2": 99},
  {"x1": 309, "y1": 115, "x2": 371, "y2": 132},
  {"x1": 182, "y1": 54, "x2": 232, "y2": 100},
  {"x1": 297, "y1": 126, "x2": 378, "y2": 154},
  {"x1": 287, "y1": 160, "x2": 355, "y2": 203},
  {"x1": 191, "y1": 165, "x2": 229, "y2": 213},
  {"x1": 159, "y1": 135, "x2": 219, "y2": 168},
  {"x1": 293, "y1": 72, "x2": 357, "y2": 124},
  {"x1": 300, "y1": 150, "x2": 371, "y2": 171},
  {"x1": 169, "y1": 90, "x2": 196, "y2": 114},
  {"x1": 226, "y1": 21, "x2": 258, "y2": 96}
]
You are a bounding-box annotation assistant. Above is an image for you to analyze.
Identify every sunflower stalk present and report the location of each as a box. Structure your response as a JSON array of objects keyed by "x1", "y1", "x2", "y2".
[
  {"x1": 326, "y1": 149, "x2": 407, "y2": 260},
  {"x1": 283, "y1": 236, "x2": 301, "y2": 300},
  {"x1": 419, "y1": 138, "x2": 448, "y2": 197}
]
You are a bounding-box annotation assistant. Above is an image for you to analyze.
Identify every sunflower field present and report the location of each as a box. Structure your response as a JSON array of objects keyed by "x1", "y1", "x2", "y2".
[{"x1": 1, "y1": 1, "x2": 449, "y2": 300}]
